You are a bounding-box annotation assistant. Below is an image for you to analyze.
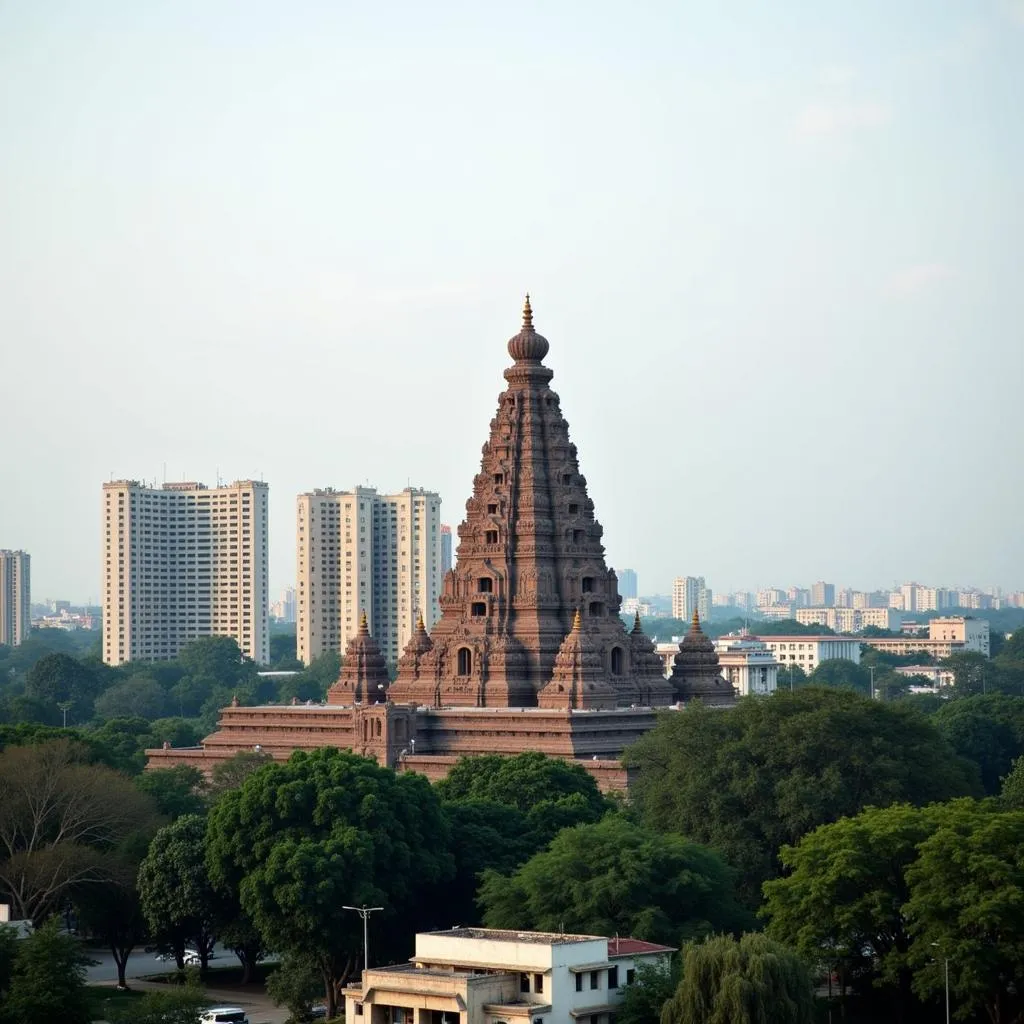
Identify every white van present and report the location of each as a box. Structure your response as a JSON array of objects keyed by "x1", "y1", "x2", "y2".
[{"x1": 199, "y1": 1009, "x2": 249, "y2": 1024}]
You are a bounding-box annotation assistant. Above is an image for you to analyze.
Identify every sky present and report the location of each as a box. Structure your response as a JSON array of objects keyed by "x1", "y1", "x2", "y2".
[{"x1": 2, "y1": 1, "x2": 1023, "y2": 603}]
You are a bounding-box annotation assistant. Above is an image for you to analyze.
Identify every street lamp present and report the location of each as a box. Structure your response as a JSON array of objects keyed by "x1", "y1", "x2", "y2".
[
  {"x1": 869, "y1": 666, "x2": 875, "y2": 701},
  {"x1": 343, "y1": 905, "x2": 384, "y2": 972},
  {"x1": 57, "y1": 701, "x2": 73, "y2": 728}
]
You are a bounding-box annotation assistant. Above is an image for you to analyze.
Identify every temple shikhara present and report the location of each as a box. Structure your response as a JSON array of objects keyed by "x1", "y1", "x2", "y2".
[{"x1": 147, "y1": 298, "x2": 735, "y2": 790}]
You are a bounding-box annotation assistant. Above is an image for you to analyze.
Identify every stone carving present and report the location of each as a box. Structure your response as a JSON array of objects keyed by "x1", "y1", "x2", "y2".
[{"x1": 667, "y1": 609, "x2": 737, "y2": 705}]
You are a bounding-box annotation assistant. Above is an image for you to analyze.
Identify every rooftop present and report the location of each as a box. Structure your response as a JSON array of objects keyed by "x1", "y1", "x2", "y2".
[
  {"x1": 426, "y1": 927, "x2": 604, "y2": 945},
  {"x1": 608, "y1": 938, "x2": 676, "y2": 956}
]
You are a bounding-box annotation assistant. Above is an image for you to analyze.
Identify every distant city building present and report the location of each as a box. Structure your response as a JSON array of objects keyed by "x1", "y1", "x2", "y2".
[
  {"x1": 893, "y1": 665, "x2": 956, "y2": 691},
  {"x1": 270, "y1": 586, "x2": 296, "y2": 622},
  {"x1": 621, "y1": 597, "x2": 641, "y2": 616},
  {"x1": 757, "y1": 588, "x2": 787, "y2": 607},
  {"x1": 715, "y1": 635, "x2": 779, "y2": 696},
  {"x1": 758, "y1": 603, "x2": 796, "y2": 621},
  {"x1": 101, "y1": 480, "x2": 269, "y2": 666},
  {"x1": 794, "y1": 607, "x2": 900, "y2": 633},
  {"x1": 0, "y1": 550, "x2": 31, "y2": 647},
  {"x1": 862, "y1": 617, "x2": 990, "y2": 659},
  {"x1": 440, "y1": 524, "x2": 453, "y2": 575},
  {"x1": 756, "y1": 635, "x2": 862, "y2": 674},
  {"x1": 810, "y1": 581, "x2": 835, "y2": 607},
  {"x1": 296, "y1": 486, "x2": 442, "y2": 666},
  {"x1": 618, "y1": 568, "x2": 638, "y2": 601},
  {"x1": 788, "y1": 587, "x2": 811, "y2": 608},
  {"x1": 672, "y1": 576, "x2": 711, "y2": 621}
]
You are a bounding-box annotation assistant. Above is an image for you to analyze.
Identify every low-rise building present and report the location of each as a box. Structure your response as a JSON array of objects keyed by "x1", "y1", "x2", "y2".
[
  {"x1": 862, "y1": 617, "x2": 990, "y2": 660},
  {"x1": 345, "y1": 928, "x2": 674, "y2": 1024},
  {"x1": 715, "y1": 635, "x2": 779, "y2": 696},
  {"x1": 754, "y1": 635, "x2": 862, "y2": 674},
  {"x1": 893, "y1": 665, "x2": 956, "y2": 691}
]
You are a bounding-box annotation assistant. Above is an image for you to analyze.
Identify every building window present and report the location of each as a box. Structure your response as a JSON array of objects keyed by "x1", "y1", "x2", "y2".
[
  {"x1": 458, "y1": 648, "x2": 472, "y2": 676},
  {"x1": 626, "y1": 969, "x2": 635, "y2": 986},
  {"x1": 487, "y1": 503, "x2": 498, "y2": 514},
  {"x1": 589, "y1": 602, "x2": 603, "y2": 617},
  {"x1": 572, "y1": 530, "x2": 584, "y2": 544},
  {"x1": 575, "y1": 973, "x2": 583, "y2": 992},
  {"x1": 581, "y1": 576, "x2": 594, "y2": 593},
  {"x1": 590, "y1": 970, "x2": 599, "y2": 990},
  {"x1": 521, "y1": 974, "x2": 530, "y2": 994},
  {"x1": 355, "y1": 1005, "x2": 363, "y2": 1016},
  {"x1": 494, "y1": 473, "x2": 503, "y2": 485},
  {"x1": 485, "y1": 530, "x2": 498, "y2": 545},
  {"x1": 478, "y1": 577, "x2": 493, "y2": 593},
  {"x1": 569, "y1": 503, "x2": 579, "y2": 514},
  {"x1": 534, "y1": 974, "x2": 543, "y2": 993},
  {"x1": 608, "y1": 966, "x2": 618, "y2": 989},
  {"x1": 610, "y1": 646, "x2": 624, "y2": 675},
  {"x1": 471, "y1": 602, "x2": 486, "y2": 617}
]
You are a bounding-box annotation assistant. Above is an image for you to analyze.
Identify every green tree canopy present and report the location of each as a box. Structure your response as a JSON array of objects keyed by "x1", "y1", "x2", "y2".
[
  {"x1": 932, "y1": 694, "x2": 1024, "y2": 795},
  {"x1": 625, "y1": 688, "x2": 977, "y2": 903},
  {"x1": 138, "y1": 814, "x2": 224, "y2": 973},
  {"x1": 23, "y1": 652, "x2": 99, "y2": 723},
  {"x1": 206, "y1": 749, "x2": 273, "y2": 802},
  {"x1": 1002, "y1": 755, "x2": 1024, "y2": 809},
  {"x1": 0, "y1": 738, "x2": 158, "y2": 923},
  {"x1": 206, "y1": 748, "x2": 454, "y2": 1018},
  {"x1": 2, "y1": 917, "x2": 93, "y2": 1024},
  {"x1": 479, "y1": 816, "x2": 750, "y2": 945},
  {"x1": 135, "y1": 765, "x2": 207, "y2": 819},
  {"x1": 94, "y1": 674, "x2": 170, "y2": 721},
  {"x1": 808, "y1": 658, "x2": 871, "y2": 694},
  {"x1": 660, "y1": 933, "x2": 814, "y2": 1024},
  {"x1": 436, "y1": 751, "x2": 610, "y2": 845},
  {"x1": 905, "y1": 802, "x2": 1024, "y2": 1024}
]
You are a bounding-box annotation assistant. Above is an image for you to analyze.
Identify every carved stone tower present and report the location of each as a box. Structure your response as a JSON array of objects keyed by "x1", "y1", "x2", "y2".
[
  {"x1": 667, "y1": 609, "x2": 737, "y2": 705},
  {"x1": 327, "y1": 611, "x2": 390, "y2": 705},
  {"x1": 389, "y1": 297, "x2": 663, "y2": 708}
]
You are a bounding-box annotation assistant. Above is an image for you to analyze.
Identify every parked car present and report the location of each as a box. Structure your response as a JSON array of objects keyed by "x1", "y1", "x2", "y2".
[{"x1": 199, "y1": 1008, "x2": 250, "y2": 1024}]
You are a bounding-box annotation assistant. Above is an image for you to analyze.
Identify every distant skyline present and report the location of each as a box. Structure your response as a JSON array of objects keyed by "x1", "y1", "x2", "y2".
[{"x1": 3, "y1": 2, "x2": 1022, "y2": 602}]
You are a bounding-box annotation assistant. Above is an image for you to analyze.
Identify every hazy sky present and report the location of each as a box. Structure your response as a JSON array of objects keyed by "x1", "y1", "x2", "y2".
[{"x1": 3, "y1": 1, "x2": 1023, "y2": 603}]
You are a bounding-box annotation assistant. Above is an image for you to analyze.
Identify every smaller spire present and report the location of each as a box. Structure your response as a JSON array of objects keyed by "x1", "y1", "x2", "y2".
[
  {"x1": 572, "y1": 607, "x2": 582, "y2": 632},
  {"x1": 416, "y1": 609, "x2": 426, "y2": 632},
  {"x1": 690, "y1": 607, "x2": 702, "y2": 632},
  {"x1": 633, "y1": 610, "x2": 643, "y2": 634},
  {"x1": 359, "y1": 610, "x2": 369, "y2": 634},
  {"x1": 522, "y1": 293, "x2": 533, "y2": 330}
]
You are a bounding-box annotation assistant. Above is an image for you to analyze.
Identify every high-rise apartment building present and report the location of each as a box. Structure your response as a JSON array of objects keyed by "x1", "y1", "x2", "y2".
[
  {"x1": 0, "y1": 550, "x2": 31, "y2": 647},
  {"x1": 101, "y1": 480, "x2": 269, "y2": 666},
  {"x1": 672, "y1": 576, "x2": 711, "y2": 621},
  {"x1": 441, "y1": 524, "x2": 453, "y2": 575},
  {"x1": 618, "y1": 568, "x2": 638, "y2": 601},
  {"x1": 810, "y1": 581, "x2": 835, "y2": 607},
  {"x1": 296, "y1": 486, "x2": 442, "y2": 666}
]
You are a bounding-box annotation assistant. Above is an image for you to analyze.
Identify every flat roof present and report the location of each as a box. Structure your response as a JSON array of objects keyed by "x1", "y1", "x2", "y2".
[{"x1": 425, "y1": 928, "x2": 604, "y2": 945}]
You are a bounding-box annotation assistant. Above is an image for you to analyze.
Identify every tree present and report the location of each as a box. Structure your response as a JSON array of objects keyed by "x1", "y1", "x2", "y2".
[
  {"x1": 942, "y1": 651, "x2": 994, "y2": 697},
  {"x1": 660, "y1": 933, "x2": 814, "y2": 1024},
  {"x1": 3, "y1": 917, "x2": 94, "y2": 1024},
  {"x1": 75, "y1": 855, "x2": 149, "y2": 990},
  {"x1": 0, "y1": 738, "x2": 158, "y2": 922},
  {"x1": 479, "y1": 816, "x2": 750, "y2": 945},
  {"x1": 206, "y1": 748, "x2": 454, "y2": 1018},
  {"x1": 618, "y1": 958, "x2": 678, "y2": 1024},
  {"x1": 905, "y1": 803, "x2": 1024, "y2": 1024},
  {"x1": 178, "y1": 636, "x2": 255, "y2": 684},
  {"x1": 106, "y1": 980, "x2": 208, "y2": 1024},
  {"x1": 932, "y1": 694, "x2": 1024, "y2": 795},
  {"x1": 138, "y1": 815, "x2": 224, "y2": 973},
  {"x1": 135, "y1": 765, "x2": 207, "y2": 818},
  {"x1": 808, "y1": 658, "x2": 870, "y2": 695},
  {"x1": 95, "y1": 675, "x2": 169, "y2": 721},
  {"x1": 207, "y1": 749, "x2": 273, "y2": 802},
  {"x1": 436, "y1": 751, "x2": 610, "y2": 845},
  {"x1": 0, "y1": 923, "x2": 18, "y2": 1009},
  {"x1": 763, "y1": 803, "x2": 951, "y2": 1017},
  {"x1": 266, "y1": 954, "x2": 325, "y2": 1023},
  {"x1": 24, "y1": 653, "x2": 99, "y2": 723},
  {"x1": 1002, "y1": 755, "x2": 1024, "y2": 809},
  {"x1": 625, "y1": 688, "x2": 977, "y2": 904}
]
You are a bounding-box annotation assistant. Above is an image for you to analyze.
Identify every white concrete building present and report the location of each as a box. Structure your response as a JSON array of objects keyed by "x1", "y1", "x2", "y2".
[
  {"x1": 0, "y1": 550, "x2": 31, "y2": 647},
  {"x1": 757, "y1": 603, "x2": 795, "y2": 621},
  {"x1": 715, "y1": 635, "x2": 779, "y2": 696},
  {"x1": 101, "y1": 480, "x2": 269, "y2": 666},
  {"x1": 893, "y1": 665, "x2": 957, "y2": 692},
  {"x1": 756, "y1": 635, "x2": 862, "y2": 674},
  {"x1": 794, "y1": 607, "x2": 900, "y2": 633},
  {"x1": 345, "y1": 928, "x2": 674, "y2": 1024},
  {"x1": 297, "y1": 486, "x2": 442, "y2": 666},
  {"x1": 671, "y1": 576, "x2": 710, "y2": 621}
]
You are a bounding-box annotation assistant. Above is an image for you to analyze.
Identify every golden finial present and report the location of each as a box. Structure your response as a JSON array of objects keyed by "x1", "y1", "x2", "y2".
[
  {"x1": 359, "y1": 610, "x2": 369, "y2": 633},
  {"x1": 416, "y1": 609, "x2": 425, "y2": 632},
  {"x1": 690, "y1": 607, "x2": 701, "y2": 630},
  {"x1": 522, "y1": 293, "x2": 533, "y2": 330},
  {"x1": 572, "y1": 607, "x2": 582, "y2": 631}
]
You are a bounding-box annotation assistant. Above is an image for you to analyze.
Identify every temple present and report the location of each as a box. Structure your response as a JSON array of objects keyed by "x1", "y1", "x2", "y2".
[{"x1": 146, "y1": 299, "x2": 734, "y2": 791}]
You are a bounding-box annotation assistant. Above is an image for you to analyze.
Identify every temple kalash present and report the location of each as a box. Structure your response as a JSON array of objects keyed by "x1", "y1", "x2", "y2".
[{"x1": 146, "y1": 298, "x2": 736, "y2": 791}]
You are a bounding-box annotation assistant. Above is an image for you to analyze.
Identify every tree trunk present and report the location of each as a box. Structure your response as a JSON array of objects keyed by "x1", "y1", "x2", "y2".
[
  {"x1": 239, "y1": 953, "x2": 252, "y2": 986},
  {"x1": 323, "y1": 968, "x2": 337, "y2": 1020},
  {"x1": 112, "y1": 944, "x2": 133, "y2": 989}
]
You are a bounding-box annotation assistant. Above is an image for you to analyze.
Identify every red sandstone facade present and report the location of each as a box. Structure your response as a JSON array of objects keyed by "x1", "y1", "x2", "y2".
[{"x1": 146, "y1": 299, "x2": 733, "y2": 791}]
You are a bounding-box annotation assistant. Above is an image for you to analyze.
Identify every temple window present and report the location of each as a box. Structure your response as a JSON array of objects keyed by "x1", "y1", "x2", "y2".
[
  {"x1": 471, "y1": 602, "x2": 486, "y2": 616},
  {"x1": 494, "y1": 473, "x2": 503, "y2": 484},
  {"x1": 572, "y1": 530, "x2": 584, "y2": 544},
  {"x1": 478, "y1": 577, "x2": 493, "y2": 593},
  {"x1": 487, "y1": 503, "x2": 498, "y2": 514},
  {"x1": 589, "y1": 602, "x2": 603, "y2": 617},
  {"x1": 611, "y1": 646, "x2": 624, "y2": 675},
  {"x1": 569, "y1": 503, "x2": 579, "y2": 515},
  {"x1": 562, "y1": 473, "x2": 572, "y2": 484},
  {"x1": 485, "y1": 530, "x2": 498, "y2": 544},
  {"x1": 581, "y1": 577, "x2": 594, "y2": 593},
  {"x1": 458, "y1": 648, "x2": 472, "y2": 675}
]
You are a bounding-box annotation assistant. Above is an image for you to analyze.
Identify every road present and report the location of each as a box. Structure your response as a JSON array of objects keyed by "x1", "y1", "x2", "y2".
[{"x1": 86, "y1": 946, "x2": 289, "y2": 1024}]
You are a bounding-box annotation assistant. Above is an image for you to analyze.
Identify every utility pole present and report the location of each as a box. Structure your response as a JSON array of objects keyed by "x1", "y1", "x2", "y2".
[
  {"x1": 57, "y1": 701, "x2": 73, "y2": 728},
  {"x1": 343, "y1": 905, "x2": 384, "y2": 973},
  {"x1": 869, "y1": 666, "x2": 875, "y2": 700}
]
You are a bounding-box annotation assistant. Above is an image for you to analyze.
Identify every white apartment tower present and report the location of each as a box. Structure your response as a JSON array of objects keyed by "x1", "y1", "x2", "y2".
[
  {"x1": 297, "y1": 486, "x2": 442, "y2": 666},
  {"x1": 0, "y1": 550, "x2": 31, "y2": 647},
  {"x1": 672, "y1": 575, "x2": 711, "y2": 621},
  {"x1": 101, "y1": 480, "x2": 269, "y2": 666}
]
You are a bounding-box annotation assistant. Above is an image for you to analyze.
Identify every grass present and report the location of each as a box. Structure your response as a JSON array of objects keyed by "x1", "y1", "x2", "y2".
[{"x1": 86, "y1": 985, "x2": 145, "y2": 1020}]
